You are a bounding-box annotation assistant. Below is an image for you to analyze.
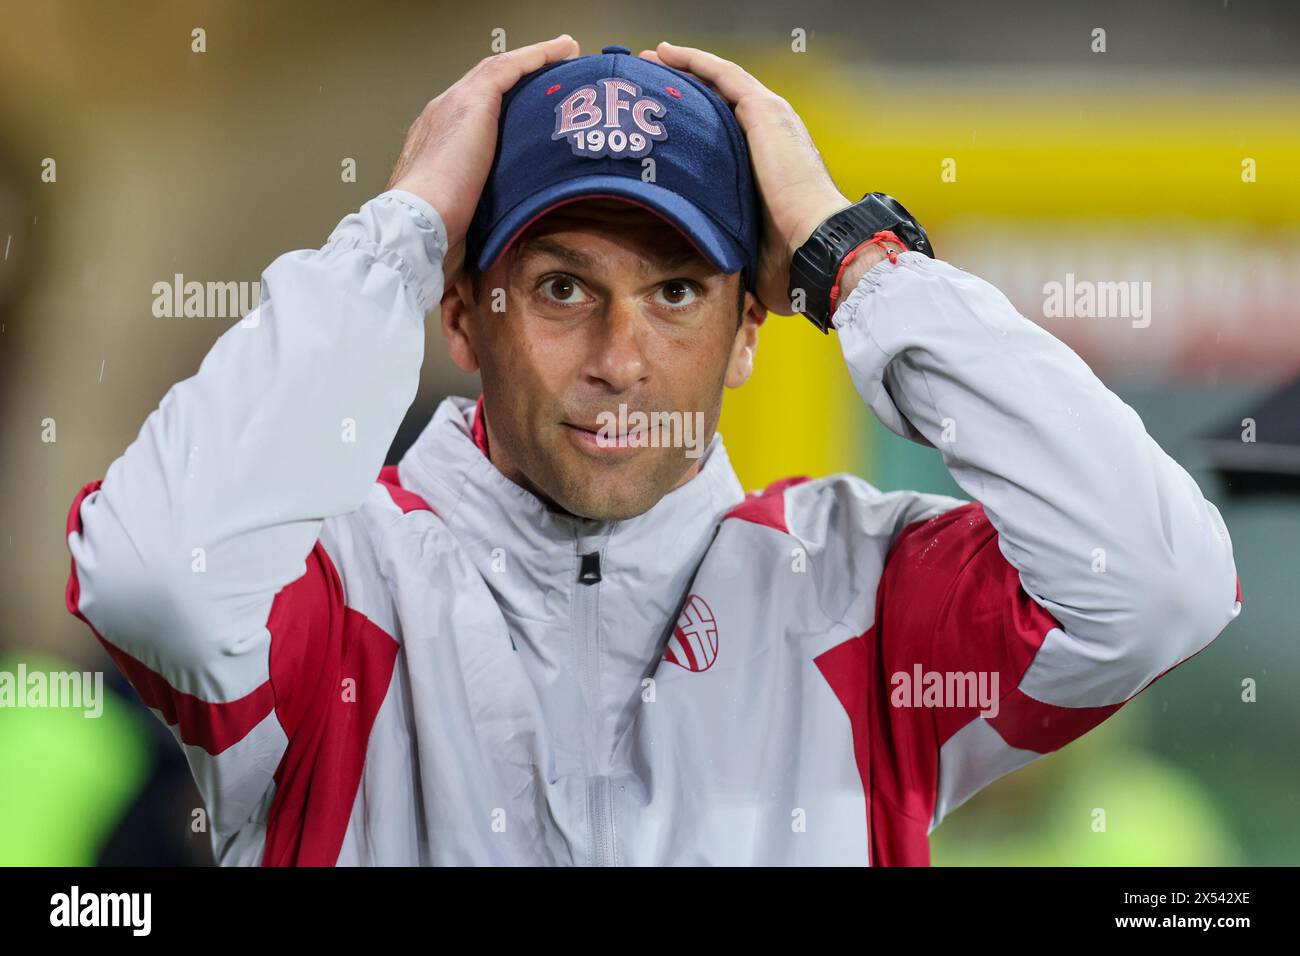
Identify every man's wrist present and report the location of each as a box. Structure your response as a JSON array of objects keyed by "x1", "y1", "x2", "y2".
[
  {"x1": 838, "y1": 242, "x2": 901, "y2": 294},
  {"x1": 789, "y1": 191, "x2": 917, "y2": 329},
  {"x1": 788, "y1": 193, "x2": 854, "y2": 263}
]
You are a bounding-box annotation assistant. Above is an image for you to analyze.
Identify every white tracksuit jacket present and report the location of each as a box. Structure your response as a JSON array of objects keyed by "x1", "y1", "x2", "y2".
[{"x1": 65, "y1": 190, "x2": 1242, "y2": 866}]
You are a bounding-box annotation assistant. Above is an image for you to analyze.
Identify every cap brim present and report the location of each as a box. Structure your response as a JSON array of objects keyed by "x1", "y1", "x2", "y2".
[{"x1": 475, "y1": 175, "x2": 746, "y2": 277}]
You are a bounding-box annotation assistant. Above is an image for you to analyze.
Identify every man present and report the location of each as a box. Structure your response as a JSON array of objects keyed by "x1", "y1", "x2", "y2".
[{"x1": 64, "y1": 36, "x2": 1241, "y2": 865}]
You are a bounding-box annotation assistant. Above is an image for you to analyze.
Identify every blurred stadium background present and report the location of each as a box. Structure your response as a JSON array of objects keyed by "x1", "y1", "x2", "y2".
[{"x1": 0, "y1": 0, "x2": 1296, "y2": 865}]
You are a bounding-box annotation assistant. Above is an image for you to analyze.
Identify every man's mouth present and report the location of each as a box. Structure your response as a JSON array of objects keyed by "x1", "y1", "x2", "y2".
[{"x1": 562, "y1": 421, "x2": 650, "y2": 451}]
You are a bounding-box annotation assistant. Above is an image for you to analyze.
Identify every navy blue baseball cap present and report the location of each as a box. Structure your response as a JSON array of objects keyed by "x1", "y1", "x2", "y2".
[{"x1": 467, "y1": 44, "x2": 761, "y2": 293}]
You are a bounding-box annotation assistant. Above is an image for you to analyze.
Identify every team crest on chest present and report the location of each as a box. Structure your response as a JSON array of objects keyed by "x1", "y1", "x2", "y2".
[
  {"x1": 664, "y1": 594, "x2": 718, "y2": 672},
  {"x1": 552, "y1": 78, "x2": 668, "y2": 160}
]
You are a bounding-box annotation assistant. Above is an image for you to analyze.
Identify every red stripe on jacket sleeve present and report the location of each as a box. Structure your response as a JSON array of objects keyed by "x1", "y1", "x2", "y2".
[
  {"x1": 65, "y1": 479, "x2": 274, "y2": 755},
  {"x1": 817, "y1": 501, "x2": 1236, "y2": 866},
  {"x1": 96, "y1": 637, "x2": 276, "y2": 754},
  {"x1": 66, "y1": 476, "x2": 401, "y2": 865},
  {"x1": 992, "y1": 569, "x2": 1243, "y2": 753}
]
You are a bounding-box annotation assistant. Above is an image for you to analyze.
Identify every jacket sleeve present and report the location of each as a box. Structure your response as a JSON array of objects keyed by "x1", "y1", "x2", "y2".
[
  {"x1": 63, "y1": 190, "x2": 446, "y2": 846},
  {"x1": 833, "y1": 251, "x2": 1241, "y2": 838}
]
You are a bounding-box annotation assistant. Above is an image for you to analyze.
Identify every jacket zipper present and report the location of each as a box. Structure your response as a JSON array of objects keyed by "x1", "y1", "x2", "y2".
[{"x1": 574, "y1": 546, "x2": 616, "y2": 866}]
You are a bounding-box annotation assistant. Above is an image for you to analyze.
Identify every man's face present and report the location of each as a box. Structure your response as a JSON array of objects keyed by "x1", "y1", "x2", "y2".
[{"x1": 445, "y1": 198, "x2": 761, "y2": 521}]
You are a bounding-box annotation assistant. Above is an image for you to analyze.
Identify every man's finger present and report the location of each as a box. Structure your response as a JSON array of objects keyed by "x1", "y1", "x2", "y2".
[
  {"x1": 654, "y1": 41, "x2": 766, "y2": 106},
  {"x1": 483, "y1": 34, "x2": 580, "y2": 92},
  {"x1": 639, "y1": 47, "x2": 726, "y2": 100}
]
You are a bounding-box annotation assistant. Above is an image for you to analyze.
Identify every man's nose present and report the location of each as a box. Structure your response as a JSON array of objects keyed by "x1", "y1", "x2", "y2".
[{"x1": 583, "y1": 297, "x2": 649, "y2": 393}]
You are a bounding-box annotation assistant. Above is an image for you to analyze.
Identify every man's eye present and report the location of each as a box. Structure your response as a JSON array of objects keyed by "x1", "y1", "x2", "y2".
[
  {"x1": 540, "y1": 275, "x2": 587, "y2": 304},
  {"x1": 656, "y1": 280, "x2": 698, "y2": 309}
]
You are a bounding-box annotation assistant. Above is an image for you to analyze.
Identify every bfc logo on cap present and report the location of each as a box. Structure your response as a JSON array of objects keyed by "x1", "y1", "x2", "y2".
[{"x1": 552, "y1": 78, "x2": 669, "y2": 160}]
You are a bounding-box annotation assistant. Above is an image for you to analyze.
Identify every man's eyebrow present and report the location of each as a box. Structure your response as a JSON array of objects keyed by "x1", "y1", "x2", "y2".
[
  {"x1": 514, "y1": 236, "x2": 716, "y2": 276},
  {"x1": 514, "y1": 238, "x2": 594, "y2": 272},
  {"x1": 645, "y1": 245, "x2": 714, "y2": 275}
]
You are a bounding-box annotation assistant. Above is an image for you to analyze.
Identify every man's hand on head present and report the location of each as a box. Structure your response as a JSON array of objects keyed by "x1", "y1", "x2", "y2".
[
  {"x1": 386, "y1": 34, "x2": 581, "y2": 286},
  {"x1": 639, "y1": 41, "x2": 853, "y2": 316}
]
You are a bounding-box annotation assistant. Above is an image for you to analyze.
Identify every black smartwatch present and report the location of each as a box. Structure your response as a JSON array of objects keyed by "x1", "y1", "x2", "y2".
[{"x1": 787, "y1": 192, "x2": 934, "y2": 333}]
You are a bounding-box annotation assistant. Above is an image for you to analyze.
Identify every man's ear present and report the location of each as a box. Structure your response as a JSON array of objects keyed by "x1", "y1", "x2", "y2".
[
  {"x1": 441, "y1": 274, "x2": 481, "y2": 374},
  {"x1": 725, "y1": 291, "x2": 765, "y2": 389}
]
